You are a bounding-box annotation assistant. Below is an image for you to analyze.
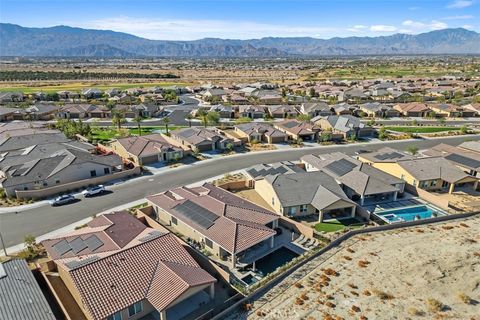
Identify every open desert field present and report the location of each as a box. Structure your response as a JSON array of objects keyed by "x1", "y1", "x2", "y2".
[{"x1": 237, "y1": 216, "x2": 480, "y2": 320}]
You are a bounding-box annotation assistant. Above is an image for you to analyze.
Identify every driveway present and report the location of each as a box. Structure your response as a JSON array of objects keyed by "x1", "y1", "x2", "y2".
[{"x1": 0, "y1": 134, "x2": 479, "y2": 248}]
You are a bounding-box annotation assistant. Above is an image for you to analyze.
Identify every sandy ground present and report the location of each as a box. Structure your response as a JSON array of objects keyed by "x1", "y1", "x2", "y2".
[{"x1": 230, "y1": 216, "x2": 480, "y2": 320}]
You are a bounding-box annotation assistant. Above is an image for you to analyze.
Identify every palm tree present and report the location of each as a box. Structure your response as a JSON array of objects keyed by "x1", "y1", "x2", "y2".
[
  {"x1": 162, "y1": 117, "x2": 171, "y2": 135},
  {"x1": 133, "y1": 116, "x2": 143, "y2": 136},
  {"x1": 186, "y1": 114, "x2": 193, "y2": 127},
  {"x1": 112, "y1": 110, "x2": 126, "y2": 131},
  {"x1": 197, "y1": 109, "x2": 208, "y2": 128}
]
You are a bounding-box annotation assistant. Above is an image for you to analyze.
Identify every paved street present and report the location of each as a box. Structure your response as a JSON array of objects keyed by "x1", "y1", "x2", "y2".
[{"x1": 1, "y1": 135, "x2": 479, "y2": 247}]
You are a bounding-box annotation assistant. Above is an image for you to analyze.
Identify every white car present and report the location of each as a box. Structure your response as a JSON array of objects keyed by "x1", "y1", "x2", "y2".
[
  {"x1": 82, "y1": 185, "x2": 106, "y2": 197},
  {"x1": 49, "y1": 195, "x2": 76, "y2": 206}
]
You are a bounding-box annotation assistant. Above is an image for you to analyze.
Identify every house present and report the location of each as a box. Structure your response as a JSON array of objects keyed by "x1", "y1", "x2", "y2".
[
  {"x1": 140, "y1": 93, "x2": 166, "y2": 104},
  {"x1": 266, "y1": 105, "x2": 298, "y2": 118},
  {"x1": 24, "y1": 104, "x2": 59, "y2": 120},
  {"x1": 0, "y1": 131, "x2": 71, "y2": 153},
  {"x1": 459, "y1": 141, "x2": 480, "y2": 154},
  {"x1": 146, "y1": 183, "x2": 279, "y2": 268},
  {"x1": 274, "y1": 119, "x2": 321, "y2": 141},
  {"x1": 301, "y1": 153, "x2": 405, "y2": 205},
  {"x1": 82, "y1": 88, "x2": 103, "y2": 99},
  {"x1": 0, "y1": 147, "x2": 122, "y2": 197},
  {"x1": 423, "y1": 144, "x2": 480, "y2": 177},
  {"x1": 130, "y1": 104, "x2": 160, "y2": 118},
  {"x1": 299, "y1": 102, "x2": 334, "y2": 118},
  {"x1": 224, "y1": 94, "x2": 249, "y2": 105},
  {"x1": 209, "y1": 105, "x2": 236, "y2": 118},
  {"x1": 110, "y1": 134, "x2": 186, "y2": 166},
  {"x1": 0, "y1": 91, "x2": 24, "y2": 103},
  {"x1": 462, "y1": 103, "x2": 480, "y2": 116},
  {"x1": 244, "y1": 161, "x2": 303, "y2": 187},
  {"x1": 170, "y1": 127, "x2": 234, "y2": 152},
  {"x1": 331, "y1": 103, "x2": 356, "y2": 115},
  {"x1": 358, "y1": 102, "x2": 400, "y2": 118},
  {"x1": 0, "y1": 107, "x2": 17, "y2": 122},
  {"x1": 393, "y1": 102, "x2": 431, "y2": 117},
  {"x1": 42, "y1": 211, "x2": 216, "y2": 320},
  {"x1": 234, "y1": 122, "x2": 288, "y2": 144},
  {"x1": 429, "y1": 104, "x2": 476, "y2": 118},
  {"x1": 254, "y1": 171, "x2": 356, "y2": 222},
  {"x1": 238, "y1": 105, "x2": 265, "y2": 119},
  {"x1": 313, "y1": 115, "x2": 375, "y2": 139},
  {"x1": 57, "y1": 91, "x2": 80, "y2": 101},
  {"x1": 253, "y1": 90, "x2": 283, "y2": 105},
  {"x1": 358, "y1": 149, "x2": 478, "y2": 194},
  {"x1": 56, "y1": 104, "x2": 110, "y2": 119},
  {"x1": 0, "y1": 259, "x2": 56, "y2": 320}
]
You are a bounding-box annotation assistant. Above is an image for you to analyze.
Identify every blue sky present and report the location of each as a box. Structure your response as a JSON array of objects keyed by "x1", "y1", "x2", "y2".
[{"x1": 0, "y1": 0, "x2": 478, "y2": 40}]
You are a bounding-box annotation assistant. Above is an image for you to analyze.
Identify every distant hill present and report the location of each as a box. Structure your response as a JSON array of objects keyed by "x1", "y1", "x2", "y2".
[{"x1": 1, "y1": 23, "x2": 479, "y2": 57}]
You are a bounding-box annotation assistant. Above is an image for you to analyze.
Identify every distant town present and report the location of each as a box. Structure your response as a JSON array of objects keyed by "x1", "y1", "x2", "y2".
[{"x1": 1, "y1": 52, "x2": 480, "y2": 320}]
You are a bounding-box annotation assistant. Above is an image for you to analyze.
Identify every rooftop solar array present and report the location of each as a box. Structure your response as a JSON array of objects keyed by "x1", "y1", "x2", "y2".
[
  {"x1": 174, "y1": 200, "x2": 219, "y2": 229},
  {"x1": 139, "y1": 230, "x2": 164, "y2": 243},
  {"x1": 65, "y1": 256, "x2": 100, "y2": 270},
  {"x1": 52, "y1": 235, "x2": 105, "y2": 257},
  {"x1": 375, "y1": 151, "x2": 404, "y2": 160},
  {"x1": 325, "y1": 158, "x2": 357, "y2": 176},
  {"x1": 445, "y1": 153, "x2": 480, "y2": 169}
]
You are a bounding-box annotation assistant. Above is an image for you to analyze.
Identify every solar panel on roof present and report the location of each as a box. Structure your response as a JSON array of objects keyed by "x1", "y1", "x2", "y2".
[
  {"x1": 69, "y1": 237, "x2": 88, "y2": 254},
  {"x1": 445, "y1": 153, "x2": 480, "y2": 169},
  {"x1": 174, "y1": 200, "x2": 219, "y2": 229},
  {"x1": 325, "y1": 158, "x2": 357, "y2": 176},
  {"x1": 138, "y1": 230, "x2": 164, "y2": 243},
  {"x1": 85, "y1": 235, "x2": 104, "y2": 252},
  {"x1": 65, "y1": 256, "x2": 100, "y2": 270},
  {"x1": 53, "y1": 240, "x2": 72, "y2": 256}
]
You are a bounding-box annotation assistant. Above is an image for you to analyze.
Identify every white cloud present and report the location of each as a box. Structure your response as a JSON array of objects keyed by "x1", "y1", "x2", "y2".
[
  {"x1": 462, "y1": 24, "x2": 474, "y2": 29},
  {"x1": 400, "y1": 20, "x2": 448, "y2": 33},
  {"x1": 346, "y1": 25, "x2": 368, "y2": 32},
  {"x1": 447, "y1": 0, "x2": 474, "y2": 8},
  {"x1": 370, "y1": 25, "x2": 397, "y2": 32},
  {"x1": 441, "y1": 14, "x2": 474, "y2": 20},
  {"x1": 79, "y1": 16, "x2": 340, "y2": 40}
]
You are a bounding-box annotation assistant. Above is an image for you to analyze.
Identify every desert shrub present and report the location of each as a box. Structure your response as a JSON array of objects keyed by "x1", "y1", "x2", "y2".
[
  {"x1": 294, "y1": 282, "x2": 303, "y2": 288},
  {"x1": 459, "y1": 223, "x2": 469, "y2": 228},
  {"x1": 358, "y1": 260, "x2": 370, "y2": 268},
  {"x1": 427, "y1": 298, "x2": 445, "y2": 312},
  {"x1": 348, "y1": 283, "x2": 358, "y2": 289},
  {"x1": 300, "y1": 292, "x2": 309, "y2": 300},
  {"x1": 407, "y1": 307, "x2": 425, "y2": 316},
  {"x1": 343, "y1": 255, "x2": 352, "y2": 261},
  {"x1": 324, "y1": 268, "x2": 338, "y2": 276},
  {"x1": 350, "y1": 291, "x2": 359, "y2": 296},
  {"x1": 256, "y1": 310, "x2": 266, "y2": 317},
  {"x1": 372, "y1": 289, "x2": 394, "y2": 300},
  {"x1": 363, "y1": 289, "x2": 371, "y2": 296},
  {"x1": 351, "y1": 305, "x2": 361, "y2": 312},
  {"x1": 457, "y1": 293, "x2": 472, "y2": 305},
  {"x1": 441, "y1": 225, "x2": 454, "y2": 230},
  {"x1": 325, "y1": 301, "x2": 335, "y2": 308},
  {"x1": 295, "y1": 297, "x2": 304, "y2": 305},
  {"x1": 346, "y1": 248, "x2": 355, "y2": 253}
]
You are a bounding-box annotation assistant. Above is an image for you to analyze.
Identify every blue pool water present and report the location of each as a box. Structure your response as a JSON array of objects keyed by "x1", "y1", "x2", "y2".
[{"x1": 377, "y1": 205, "x2": 444, "y2": 223}]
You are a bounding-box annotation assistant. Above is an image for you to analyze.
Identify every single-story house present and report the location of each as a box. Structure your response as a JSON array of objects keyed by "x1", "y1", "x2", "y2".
[
  {"x1": 274, "y1": 119, "x2": 321, "y2": 141},
  {"x1": 358, "y1": 102, "x2": 400, "y2": 118},
  {"x1": 234, "y1": 122, "x2": 288, "y2": 144},
  {"x1": 393, "y1": 103, "x2": 431, "y2": 117},
  {"x1": 266, "y1": 105, "x2": 298, "y2": 118},
  {"x1": 313, "y1": 115, "x2": 375, "y2": 139},
  {"x1": 147, "y1": 183, "x2": 279, "y2": 269},
  {"x1": 170, "y1": 127, "x2": 234, "y2": 152},
  {"x1": 429, "y1": 104, "x2": 476, "y2": 118},
  {"x1": 299, "y1": 102, "x2": 334, "y2": 118},
  {"x1": 238, "y1": 105, "x2": 265, "y2": 119}
]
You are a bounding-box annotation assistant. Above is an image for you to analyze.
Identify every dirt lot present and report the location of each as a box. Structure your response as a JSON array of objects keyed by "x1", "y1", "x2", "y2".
[{"x1": 230, "y1": 216, "x2": 480, "y2": 320}]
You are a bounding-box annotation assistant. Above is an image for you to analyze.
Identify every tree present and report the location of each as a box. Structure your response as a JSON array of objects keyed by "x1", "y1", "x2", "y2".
[
  {"x1": 112, "y1": 110, "x2": 126, "y2": 131},
  {"x1": 412, "y1": 119, "x2": 418, "y2": 126},
  {"x1": 296, "y1": 114, "x2": 312, "y2": 122},
  {"x1": 186, "y1": 114, "x2": 194, "y2": 127},
  {"x1": 133, "y1": 116, "x2": 143, "y2": 136},
  {"x1": 235, "y1": 117, "x2": 252, "y2": 125},
  {"x1": 162, "y1": 117, "x2": 171, "y2": 135},
  {"x1": 406, "y1": 146, "x2": 419, "y2": 156},
  {"x1": 460, "y1": 125, "x2": 469, "y2": 135},
  {"x1": 206, "y1": 111, "x2": 220, "y2": 126},
  {"x1": 378, "y1": 125, "x2": 388, "y2": 140},
  {"x1": 197, "y1": 109, "x2": 209, "y2": 128},
  {"x1": 319, "y1": 131, "x2": 332, "y2": 142}
]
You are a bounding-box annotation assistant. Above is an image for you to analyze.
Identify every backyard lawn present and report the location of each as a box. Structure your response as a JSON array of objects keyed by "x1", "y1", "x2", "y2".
[
  {"x1": 90, "y1": 126, "x2": 185, "y2": 142},
  {"x1": 385, "y1": 126, "x2": 461, "y2": 133},
  {"x1": 314, "y1": 218, "x2": 363, "y2": 233}
]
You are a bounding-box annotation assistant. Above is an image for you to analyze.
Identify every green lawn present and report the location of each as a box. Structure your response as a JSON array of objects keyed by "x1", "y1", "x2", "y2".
[
  {"x1": 0, "y1": 82, "x2": 187, "y2": 93},
  {"x1": 314, "y1": 218, "x2": 363, "y2": 233},
  {"x1": 385, "y1": 126, "x2": 461, "y2": 133},
  {"x1": 90, "y1": 126, "x2": 185, "y2": 142}
]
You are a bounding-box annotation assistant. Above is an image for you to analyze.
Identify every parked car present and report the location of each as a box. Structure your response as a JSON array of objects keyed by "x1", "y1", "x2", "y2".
[
  {"x1": 50, "y1": 195, "x2": 76, "y2": 206},
  {"x1": 82, "y1": 185, "x2": 106, "y2": 197}
]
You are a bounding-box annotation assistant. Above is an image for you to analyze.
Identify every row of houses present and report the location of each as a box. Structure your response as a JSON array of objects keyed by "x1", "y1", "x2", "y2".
[{"x1": 0, "y1": 122, "x2": 125, "y2": 198}]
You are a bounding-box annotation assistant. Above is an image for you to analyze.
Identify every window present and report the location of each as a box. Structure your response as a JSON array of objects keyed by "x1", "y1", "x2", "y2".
[
  {"x1": 412, "y1": 179, "x2": 417, "y2": 187},
  {"x1": 205, "y1": 238, "x2": 213, "y2": 249},
  {"x1": 128, "y1": 301, "x2": 142, "y2": 317},
  {"x1": 171, "y1": 216, "x2": 178, "y2": 225},
  {"x1": 288, "y1": 207, "x2": 297, "y2": 215},
  {"x1": 90, "y1": 170, "x2": 97, "y2": 177},
  {"x1": 107, "y1": 312, "x2": 122, "y2": 320},
  {"x1": 104, "y1": 167, "x2": 110, "y2": 174},
  {"x1": 300, "y1": 204, "x2": 308, "y2": 213},
  {"x1": 43, "y1": 182, "x2": 48, "y2": 187},
  {"x1": 55, "y1": 180, "x2": 60, "y2": 184},
  {"x1": 271, "y1": 197, "x2": 275, "y2": 205}
]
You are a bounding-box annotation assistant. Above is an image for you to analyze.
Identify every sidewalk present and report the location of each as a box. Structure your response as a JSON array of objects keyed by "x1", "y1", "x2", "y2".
[{"x1": 0, "y1": 199, "x2": 147, "y2": 257}]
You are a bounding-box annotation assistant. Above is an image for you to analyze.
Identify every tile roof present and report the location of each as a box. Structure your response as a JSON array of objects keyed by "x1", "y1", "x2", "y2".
[
  {"x1": 115, "y1": 133, "x2": 182, "y2": 157},
  {"x1": 171, "y1": 127, "x2": 230, "y2": 146},
  {"x1": 68, "y1": 233, "x2": 215, "y2": 320},
  {"x1": 275, "y1": 119, "x2": 320, "y2": 135},
  {"x1": 235, "y1": 123, "x2": 287, "y2": 138},
  {"x1": 0, "y1": 259, "x2": 56, "y2": 320},
  {"x1": 146, "y1": 183, "x2": 278, "y2": 254}
]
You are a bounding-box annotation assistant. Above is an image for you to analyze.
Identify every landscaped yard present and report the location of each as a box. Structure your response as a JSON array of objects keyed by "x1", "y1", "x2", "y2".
[
  {"x1": 314, "y1": 218, "x2": 363, "y2": 233},
  {"x1": 90, "y1": 126, "x2": 185, "y2": 142},
  {"x1": 385, "y1": 126, "x2": 461, "y2": 133}
]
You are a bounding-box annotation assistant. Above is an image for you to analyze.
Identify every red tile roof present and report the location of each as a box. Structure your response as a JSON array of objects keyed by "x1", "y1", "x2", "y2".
[
  {"x1": 69, "y1": 233, "x2": 216, "y2": 320},
  {"x1": 146, "y1": 183, "x2": 278, "y2": 254}
]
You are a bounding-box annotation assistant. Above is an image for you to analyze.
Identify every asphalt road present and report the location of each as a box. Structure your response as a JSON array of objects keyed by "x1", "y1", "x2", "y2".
[{"x1": 1, "y1": 135, "x2": 479, "y2": 247}]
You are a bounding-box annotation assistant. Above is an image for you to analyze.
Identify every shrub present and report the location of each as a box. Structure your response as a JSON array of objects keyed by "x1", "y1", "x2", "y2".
[
  {"x1": 407, "y1": 307, "x2": 425, "y2": 316},
  {"x1": 363, "y1": 289, "x2": 371, "y2": 296},
  {"x1": 372, "y1": 289, "x2": 394, "y2": 300},
  {"x1": 324, "y1": 268, "x2": 338, "y2": 276},
  {"x1": 300, "y1": 292, "x2": 309, "y2": 300},
  {"x1": 256, "y1": 310, "x2": 266, "y2": 317},
  {"x1": 295, "y1": 297, "x2": 304, "y2": 305},
  {"x1": 459, "y1": 223, "x2": 470, "y2": 228},
  {"x1": 427, "y1": 298, "x2": 445, "y2": 312},
  {"x1": 351, "y1": 305, "x2": 361, "y2": 312},
  {"x1": 294, "y1": 282, "x2": 303, "y2": 288},
  {"x1": 325, "y1": 301, "x2": 335, "y2": 308},
  {"x1": 347, "y1": 283, "x2": 358, "y2": 289},
  {"x1": 346, "y1": 248, "x2": 355, "y2": 253},
  {"x1": 343, "y1": 255, "x2": 352, "y2": 261},
  {"x1": 458, "y1": 293, "x2": 472, "y2": 305},
  {"x1": 358, "y1": 260, "x2": 370, "y2": 268}
]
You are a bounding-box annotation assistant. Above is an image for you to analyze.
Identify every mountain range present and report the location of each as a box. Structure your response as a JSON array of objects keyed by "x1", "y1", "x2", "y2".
[{"x1": 1, "y1": 23, "x2": 480, "y2": 57}]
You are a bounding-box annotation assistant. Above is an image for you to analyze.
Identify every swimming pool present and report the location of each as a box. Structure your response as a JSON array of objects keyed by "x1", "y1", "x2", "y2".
[
  {"x1": 249, "y1": 246, "x2": 299, "y2": 276},
  {"x1": 375, "y1": 205, "x2": 445, "y2": 224}
]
